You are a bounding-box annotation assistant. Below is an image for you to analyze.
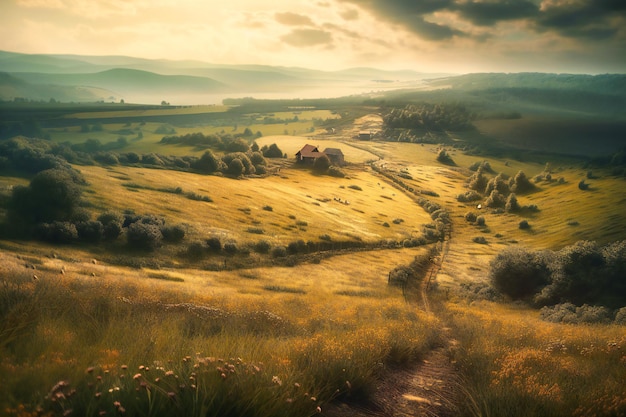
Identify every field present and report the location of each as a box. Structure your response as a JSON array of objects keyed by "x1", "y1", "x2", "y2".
[{"x1": 1, "y1": 101, "x2": 625, "y2": 417}]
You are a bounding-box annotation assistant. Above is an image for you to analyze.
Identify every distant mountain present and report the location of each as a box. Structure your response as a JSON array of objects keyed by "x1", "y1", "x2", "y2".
[{"x1": 0, "y1": 50, "x2": 432, "y2": 104}]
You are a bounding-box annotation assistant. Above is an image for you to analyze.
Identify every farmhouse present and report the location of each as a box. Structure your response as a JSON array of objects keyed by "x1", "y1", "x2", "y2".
[
  {"x1": 295, "y1": 144, "x2": 324, "y2": 164},
  {"x1": 323, "y1": 148, "x2": 345, "y2": 166}
]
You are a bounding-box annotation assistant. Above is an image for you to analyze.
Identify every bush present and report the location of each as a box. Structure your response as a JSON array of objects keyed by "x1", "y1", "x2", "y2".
[
  {"x1": 223, "y1": 242, "x2": 238, "y2": 254},
  {"x1": 468, "y1": 171, "x2": 488, "y2": 192},
  {"x1": 186, "y1": 241, "x2": 206, "y2": 259},
  {"x1": 457, "y1": 190, "x2": 482, "y2": 202},
  {"x1": 489, "y1": 246, "x2": 551, "y2": 301},
  {"x1": 465, "y1": 212, "x2": 477, "y2": 223},
  {"x1": 206, "y1": 237, "x2": 222, "y2": 252},
  {"x1": 519, "y1": 220, "x2": 530, "y2": 230},
  {"x1": 126, "y1": 222, "x2": 162, "y2": 250},
  {"x1": 76, "y1": 220, "x2": 104, "y2": 243},
  {"x1": 476, "y1": 216, "x2": 486, "y2": 226},
  {"x1": 262, "y1": 143, "x2": 283, "y2": 158},
  {"x1": 436, "y1": 149, "x2": 455, "y2": 165},
  {"x1": 615, "y1": 307, "x2": 626, "y2": 324},
  {"x1": 271, "y1": 246, "x2": 287, "y2": 258},
  {"x1": 226, "y1": 158, "x2": 244, "y2": 177},
  {"x1": 161, "y1": 224, "x2": 186, "y2": 243},
  {"x1": 485, "y1": 173, "x2": 510, "y2": 196},
  {"x1": 254, "y1": 240, "x2": 272, "y2": 254},
  {"x1": 510, "y1": 170, "x2": 535, "y2": 193},
  {"x1": 35, "y1": 221, "x2": 78, "y2": 244},
  {"x1": 312, "y1": 155, "x2": 331, "y2": 173},
  {"x1": 97, "y1": 212, "x2": 123, "y2": 240},
  {"x1": 505, "y1": 193, "x2": 520, "y2": 212},
  {"x1": 473, "y1": 236, "x2": 488, "y2": 244},
  {"x1": 193, "y1": 150, "x2": 223, "y2": 173},
  {"x1": 484, "y1": 190, "x2": 506, "y2": 208},
  {"x1": 9, "y1": 168, "x2": 83, "y2": 224},
  {"x1": 540, "y1": 303, "x2": 612, "y2": 324}
]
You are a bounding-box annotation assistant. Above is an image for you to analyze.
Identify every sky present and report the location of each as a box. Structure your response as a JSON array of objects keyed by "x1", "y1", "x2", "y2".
[{"x1": 1, "y1": 0, "x2": 625, "y2": 74}]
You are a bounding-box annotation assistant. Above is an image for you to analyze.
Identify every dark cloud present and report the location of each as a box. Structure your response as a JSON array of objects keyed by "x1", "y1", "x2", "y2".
[
  {"x1": 535, "y1": 0, "x2": 626, "y2": 40},
  {"x1": 281, "y1": 29, "x2": 333, "y2": 47},
  {"x1": 275, "y1": 12, "x2": 315, "y2": 27},
  {"x1": 455, "y1": 0, "x2": 539, "y2": 26},
  {"x1": 335, "y1": 0, "x2": 462, "y2": 39},
  {"x1": 337, "y1": 0, "x2": 625, "y2": 43}
]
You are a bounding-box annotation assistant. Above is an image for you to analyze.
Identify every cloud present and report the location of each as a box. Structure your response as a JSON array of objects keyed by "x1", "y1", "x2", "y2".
[
  {"x1": 280, "y1": 28, "x2": 333, "y2": 47},
  {"x1": 455, "y1": 1, "x2": 539, "y2": 26},
  {"x1": 275, "y1": 11, "x2": 315, "y2": 26},
  {"x1": 535, "y1": 0, "x2": 626, "y2": 40},
  {"x1": 340, "y1": 8, "x2": 359, "y2": 20}
]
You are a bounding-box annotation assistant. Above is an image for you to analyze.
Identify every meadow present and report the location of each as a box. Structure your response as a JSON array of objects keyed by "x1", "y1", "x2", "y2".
[{"x1": 1, "y1": 100, "x2": 625, "y2": 417}]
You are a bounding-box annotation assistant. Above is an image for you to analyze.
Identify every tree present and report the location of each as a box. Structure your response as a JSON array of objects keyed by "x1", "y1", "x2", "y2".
[
  {"x1": 489, "y1": 247, "x2": 551, "y2": 300},
  {"x1": 193, "y1": 150, "x2": 222, "y2": 173},
  {"x1": 9, "y1": 168, "x2": 83, "y2": 224},
  {"x1": 262, "y1": 143, "x2": 283, "y2": 158},
  {"x1": 313, "y1": 155, "x2": 331, "y2": 173},
  {"x1": 227, "y1": 158, "x2": 245, "y2": 177}
]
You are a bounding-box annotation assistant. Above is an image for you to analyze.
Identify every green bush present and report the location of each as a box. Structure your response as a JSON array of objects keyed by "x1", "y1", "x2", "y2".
[
  {"x1": 97, "y1": 211, "x2": 124, "y2": 240},
  {"x1": 489, "y1": 247, "x2": 551, "y2": 301},
  {"x1": 76, "y1": 220, "x2": 104, "y2": 243},
  {"x1": 206, "y1": 237, "x2": 222, "y2": 252},
  {"x1": 161, "y1": 224, "x2": 186, "y2": 243},
  {"x1": 35, "y1": 221, "x2": 78, "y2": 244},
  {"x1": 261, "y1": 143, "x2": 283, "y2": 158},
  {"x1": 126, "y1": 222, "x2": 162, "y2": 250},
  {"x1": 9, "y1": 168, "x2": 83, "y2": 224},
  {"x1": 254, "y1": 240, "x2": 272, "y2": 254}
]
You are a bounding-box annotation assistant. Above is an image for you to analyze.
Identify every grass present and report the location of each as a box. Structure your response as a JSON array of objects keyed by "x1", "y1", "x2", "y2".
[
  {"x1": 0, "y1": 247, "x2": 439, "y2": 416},
  {"x1": 446, "y1": 300, "x2": 626, "y2": 417}
]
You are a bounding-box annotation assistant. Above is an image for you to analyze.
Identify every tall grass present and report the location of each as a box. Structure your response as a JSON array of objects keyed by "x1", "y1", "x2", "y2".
[
  {"x1": 0, "y1": 250, "x2": 440, "y2": 416},
  {"x1": 447, "y1": 301, "x2": 626, "y2": 417}
]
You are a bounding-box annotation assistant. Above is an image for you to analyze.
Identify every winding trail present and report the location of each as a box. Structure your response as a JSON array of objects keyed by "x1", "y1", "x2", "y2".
[{"x1": 325, "y1": 165, "x2": 462, "y2": 417}]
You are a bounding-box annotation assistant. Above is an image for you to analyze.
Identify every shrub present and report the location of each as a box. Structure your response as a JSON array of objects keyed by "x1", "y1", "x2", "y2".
[
  {"x1": 469, "y1": 160, "x2": 494, "y2": 173},
  {"x1": 97, "y1": 211, "x2": 124, "y2": 240},
  {"x1": 186, "y1": 241, "x2": 206, "y2": 259},
  {"x1": 206, "y1": 237, "x2": 222, "y2": 252},
  {"x1": 578, "y1": 180, "x2": 590, "y2": 190},
  {"x1": 312, "y1": 155, "x2": 331, "y2": 173},
  {"x1": 436, "y1": 149, "x2": 455, "y2": 165},
  {"x1": 473, "y1": 236, "x2": 488, "y2": 244},
  {"x1": 271, "y1": 246, "x2": 287, "y2": 258},
  {"x1": 248, "y1": 151, "x2": 266, "y2": 167},
  {"x1": 223, "y1": 242, "x2": 238, "y2": 254},
  {"x1": 9, "y1": 168, "x2": 83, "y2": 224},
  {"x1": 348, "y1": 184, "x2": 362, "y2": 191},
  {"x1": 505, "y1": 193, "x2": 520, "y2": 212},
  {"x1": 468, "y1": 171, "x2": 488, "y2": 192},
  {"x1": 540, "y1": 303, "x2": 612, "y2": 324},
  {"x1": 476, "y1": 216, "x2": 486, "y2": 226},
  {"x1": 465, "y1": 212, "x2": 477, "y2": 223},
  {"x1": 484, "y1": 190, "x2": 506, "y2": 208},
  {"x1": 262, "y1": 205, "x2": 273, "y2": 211},
  {"x1": 254, "y1": 240, "x2": 272, "y2": 254},
  {"x1": 161, "y1": 224, "x2": 186, "y2": 243},
  {"x1": 193, "y1": 150, "x2": 222, "y2": 173},
  {"x1": 457, "y1": 190, "x2": 482, "y2": 202},
  {"x1": 76, "y1": 220, "x2": 104, "y2": 243},
  {"x1": 35, "y1": 221, "x2": 78, "y2": 244},
  {"x1": 489, "y1": 246, "x2": 551, "y2": 300},
  {"x1": 510, "y1": 170, "x2": 535, "y2": 193},
  {"x1": 226, "y1": 158, "x2": 245, "y2": 177},
  {"x1": 485, "y1": 173, "x2": 510, "y2": 196},
  {"x1": 262, "y1": 143, "x2": 284, "y2": 158},
  {"x1": 519, "y1": 220, "x2": 530, "y2": 230},
  {"x1": 126, "y1": 222, "x2": 162, "y2": 250},
  {"x1": 615, "y1": 307, "x2": 626, "y2": 324}
]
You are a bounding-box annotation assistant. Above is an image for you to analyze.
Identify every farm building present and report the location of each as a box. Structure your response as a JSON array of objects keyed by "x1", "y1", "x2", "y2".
[
  {"x1": 296, "y1": 144, "x2": 324, "y2": 164},
  {"x1": 323, "y1": 148, "x2": 345, "y2": 166}
]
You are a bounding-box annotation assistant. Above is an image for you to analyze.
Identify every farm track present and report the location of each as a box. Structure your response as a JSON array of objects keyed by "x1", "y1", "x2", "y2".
[{"x1": 325, "y1": 166, "x2": 463, "y2": 417}]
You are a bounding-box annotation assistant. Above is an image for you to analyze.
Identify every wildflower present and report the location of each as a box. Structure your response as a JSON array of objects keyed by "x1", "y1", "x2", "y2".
[
  {"x1": 118, "y1": 406, "x2": 125, "y2": 414},
  {"x1": 272, "y1": 376, "x2": 283, "y2": 386},
  {"x1": 86, "y1": 367, "x2": 95, "y2": 374},
  {"x1": 121, "y1": 365, "x2": 128, "y2": 370},
  {"x1": 310, "y1": 396, "x2": 317, "y2": 402},
  {"x1": 63, "y1": 409, "x2": 73, "y2": 416},
  {"x1": 133, "y1": 373, "x2": 142, "y2": 380},
  {"x1": 95, "y1": 392, "x2": 101, "y2": 399},
  {"x1": 113, "y1": 402, "x2": 121, "y2": 408},
  {"x1": 221, "y1": 373, "x2": 227, "y2": 379},
  {"x1": 167, "y1": 392, "x2": 176, "y2": 400},
  {"x1": 294, "y1": 382, "x2": 301, "y2": 388},
  {"x1": 346, "y1": 380, "x2": 352, "y2": 389},
  {"x1": 165, "y1": 371, "x2": 175, "y2": 377},
  {"x1": 316, "y1": 406, "x2": 322, "y2": 413},
  {"x1": 139, "y1": 365, "x2": 145, "y2": 371}
]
